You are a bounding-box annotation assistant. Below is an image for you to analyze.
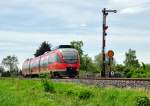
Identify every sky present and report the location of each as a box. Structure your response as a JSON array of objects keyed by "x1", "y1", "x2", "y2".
[{"x1": 0, "y1": 0, "x2": 150, "y2": 68}]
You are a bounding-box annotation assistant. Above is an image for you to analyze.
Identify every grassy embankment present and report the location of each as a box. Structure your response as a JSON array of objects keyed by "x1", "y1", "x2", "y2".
[{"x1": 0, "y1": 78, "x2": 150, "y2": 106}]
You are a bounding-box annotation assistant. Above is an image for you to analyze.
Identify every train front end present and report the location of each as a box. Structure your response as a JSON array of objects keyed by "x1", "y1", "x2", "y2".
[{"x1": 58, "y1": 48, "x2": 80, "y2": 77}]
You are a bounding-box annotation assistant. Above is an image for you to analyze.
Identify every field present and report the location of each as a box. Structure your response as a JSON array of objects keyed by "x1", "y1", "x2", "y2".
[{"x1": 0, "y1": 78, "x2": 150, "y2": 106}]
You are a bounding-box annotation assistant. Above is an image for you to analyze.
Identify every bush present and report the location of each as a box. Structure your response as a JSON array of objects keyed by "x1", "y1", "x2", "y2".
[
  {"x1": 41, "y1": 79, "x2": 55, "y2": 93},
  {"x1": 134, "y1": 96, "x2": 150, "y2": 106},
  {"x1": 78, "y1": 90, "x2": 93, "y2": 100},
  {"x1": 66, "y1": 90, "x2": 75, "y2": 96},
  {"x1": 39, "y1": 73, "x2": 49, "y2": 78},
  {"x1": 1, "y1": 71, "x2": 11, "y2": 77}
]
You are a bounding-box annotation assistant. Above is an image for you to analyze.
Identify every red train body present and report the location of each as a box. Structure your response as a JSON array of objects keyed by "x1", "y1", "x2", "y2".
[{"x1": 22, "y1": 45, "x2": 80, "y2": 78}]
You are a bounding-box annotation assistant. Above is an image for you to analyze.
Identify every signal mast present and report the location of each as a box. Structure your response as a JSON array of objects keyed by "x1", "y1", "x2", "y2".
[{"x1": 101, "y1": 8, "x2": 117, "y2": 77}]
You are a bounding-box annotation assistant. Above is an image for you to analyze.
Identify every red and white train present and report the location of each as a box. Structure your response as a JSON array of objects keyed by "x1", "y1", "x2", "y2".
[{"x1": 22, "y1": 45, "x2": 80, "y2": 78}]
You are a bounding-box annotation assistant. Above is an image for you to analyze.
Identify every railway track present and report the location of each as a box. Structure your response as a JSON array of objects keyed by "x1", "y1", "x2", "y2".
[
  {"x1": 1, "y1": 77, "x2": 150, "y2": 89},
  {"x1": 78, "y1": 77, "x2": 150, "y2": 81},
  {"x1": 52, "y1": 77, "x2": 150, "y2": 89}
]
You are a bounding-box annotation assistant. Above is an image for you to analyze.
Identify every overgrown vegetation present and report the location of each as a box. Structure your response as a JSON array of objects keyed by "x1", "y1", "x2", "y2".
[
  {"x1": 41, "y1": 79, "x2": 55, "y2": 93},
  {"x1": 0, "y1": 78, "x2": 150, "y2": 106},
  {"x1": 134, "y1": 96, "x2": 150, "y2": 106},
  {"x1": 78, "y1": 90, "x2": 93, "y2": 100}
]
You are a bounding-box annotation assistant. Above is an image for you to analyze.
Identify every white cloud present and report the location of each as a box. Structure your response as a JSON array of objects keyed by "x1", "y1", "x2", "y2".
[
  {"x1": 0, "y1": 0, "x2": 104, "y2": 34},
  {"x1": 27, "y1": 0, "x2": 102, "y2": 26},
  {"x1": 108, "y1": 0, "x2": 150, "y2": 14},
  {"x1": 80, "y1": 24, "x2": 88, "y2": 27},
  {"x1": 120, "y1": 7, "x2": 149, "y2": 14}
]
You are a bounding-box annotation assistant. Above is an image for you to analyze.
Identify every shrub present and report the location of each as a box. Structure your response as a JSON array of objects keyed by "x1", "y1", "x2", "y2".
[
  {"x1": 39, "y1": 73, "x2": 49, "y2": 78},
  {"x1": 78, "y1": 90, "x2": 93, "y2": 100},
  {"x1": 41, "y1": 79, "x2": 55, "y2": 93},
  {"x1": 134, "y1": 96, "x2": 150, "y2": 106},
  {"x1": 66, "y1": 90, "x2": 75, "y2": 96}
]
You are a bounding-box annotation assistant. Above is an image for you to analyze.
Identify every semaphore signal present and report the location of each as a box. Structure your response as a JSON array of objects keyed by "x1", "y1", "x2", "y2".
[{"x1": 101, "y1": 8, "x2": 117, "y2": 77}]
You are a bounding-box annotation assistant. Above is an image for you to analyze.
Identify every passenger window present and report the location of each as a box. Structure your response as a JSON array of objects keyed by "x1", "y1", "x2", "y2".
[{"x1": 48, "y1": 56, "x2": 54, "y2": 64}]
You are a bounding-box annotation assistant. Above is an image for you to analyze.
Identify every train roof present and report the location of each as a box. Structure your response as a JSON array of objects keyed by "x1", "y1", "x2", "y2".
[
  {"x1": 52, "y1": 45, "x2": 74, "y2": 50},
  {"x1": 23, "y1": 45, "x2": 75, "y2": 63}
]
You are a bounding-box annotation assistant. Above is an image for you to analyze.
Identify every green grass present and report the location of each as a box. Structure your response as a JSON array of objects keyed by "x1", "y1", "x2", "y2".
[{"x1": 0, "y1": 78, "x2": 150, "y2": 106}]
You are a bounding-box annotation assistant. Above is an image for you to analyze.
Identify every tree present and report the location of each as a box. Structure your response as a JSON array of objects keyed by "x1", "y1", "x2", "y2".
[
  {"x1": 0, "y1": 66, "x2": 4, "y2": 73},
  {"x1": 81, "y1": 54, "x2": 92, "y2": 72},
  {"x1": 114, "y1": 64, "x2": 125, "y2": 72},
  {"x1": 79, "y1": 54, "x2": 98, "y2": 73},
  {"x1": 70, "y1": 41, "x2": 99, "y2": 72},
  {"x1": 124, "y1": 49, "x2": 140, "y2": 68},
  {"x1": 145, "y1": 64, "x2": 150, "y2": 70},
  {"x1": 70, "y1": 41, "x2": 84, "y2": 69},
  {"x1": 2, "y1": 55, "x2": 19, "y2": 73},
  {"x1": 94, "y1": 53, "x2": 103, "y2": 72},
  {"x1": 141, "y1": 62, "x2": 146, "y2": 69},
  {"x1": 34, "y1": 41, "x2": 51, "y2": 57},
  {"x1": 70, "y1": 40, "x2": 83, "y2": 58}
]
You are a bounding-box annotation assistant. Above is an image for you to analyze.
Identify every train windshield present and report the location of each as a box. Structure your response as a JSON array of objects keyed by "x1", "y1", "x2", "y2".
[{"x1": 62, "y1": 51, "x2": 78, "y2": 64}]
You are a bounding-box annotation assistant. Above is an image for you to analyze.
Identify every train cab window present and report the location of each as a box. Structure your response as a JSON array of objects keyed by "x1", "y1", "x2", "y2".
[{"x1": 62, "y1": 51, "x2": 78, "y2": 64}]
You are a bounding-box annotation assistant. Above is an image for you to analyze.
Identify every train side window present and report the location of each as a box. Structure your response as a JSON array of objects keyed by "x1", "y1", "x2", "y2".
[
  {"x1": 40, "y1": 58, "x2": 44, "y2": 67},
  {"x1": 33, "y1": 62, "x2": 36, "y2": 68},
  {"x1": 40, "y1": 58, "x2": 47, "y2": 67},
  {"x1": 40, "y1": 60, "x2": 42, "y2": 67},
  {"x1": 48, "y1": 56, "x2": 54, "y2": 64},
  {"x1": 30, "y1": 63, "x2": 34, "y2": 68},
  {"x1": 33, "y1": 62, "x2": 35, "y2": 68},
  {"x1": 43, "y1": 58, "x2": 48, "y2": 66},
  {"x1": 35, "y1": 60, "x2": 39, "y2": 68}
]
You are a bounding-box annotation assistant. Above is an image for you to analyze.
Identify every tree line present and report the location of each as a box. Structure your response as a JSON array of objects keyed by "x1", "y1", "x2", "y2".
[{"x1": 0, "y1": 40, "x2": 150, "y2": 78}]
